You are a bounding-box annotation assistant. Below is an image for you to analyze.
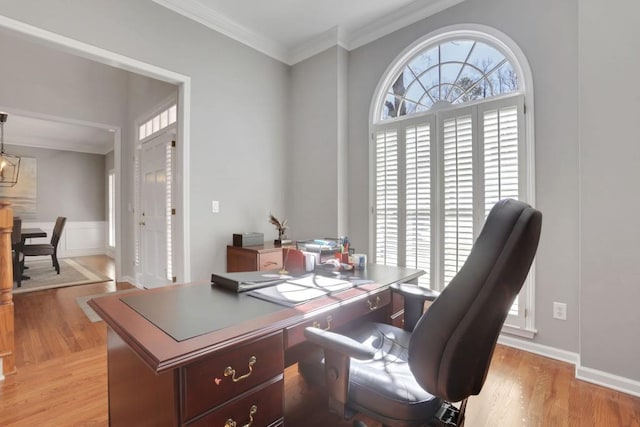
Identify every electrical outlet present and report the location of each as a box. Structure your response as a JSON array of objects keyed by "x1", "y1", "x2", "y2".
[
  {"x1": 212, "y1": 200, "x2": 219, "y2": 213},
  {"x1": 553, "y1": 302, "x2": 567, "y2": 320}
]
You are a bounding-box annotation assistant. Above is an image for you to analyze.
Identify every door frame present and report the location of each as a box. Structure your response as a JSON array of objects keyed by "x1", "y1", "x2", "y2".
[{"x1": 0, "y1": 15, "x2": 192, "y2": 283}]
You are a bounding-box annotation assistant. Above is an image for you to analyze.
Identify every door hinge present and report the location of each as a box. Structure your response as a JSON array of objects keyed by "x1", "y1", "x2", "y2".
[
  {"x1": 171, "y1": 208, "x2": 176, "y2": 215},
  {"x1": 171, "y1": 140, "x2": 176, "y2": 147}
]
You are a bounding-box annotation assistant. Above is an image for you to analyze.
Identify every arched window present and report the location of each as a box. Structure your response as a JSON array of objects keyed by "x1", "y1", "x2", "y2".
[
  {"x1": 379, "y1": 40, "x2": 519, "y2": 120},
  {"x1": 371, "y1": 25, "x2": 535, "y2": 332}
]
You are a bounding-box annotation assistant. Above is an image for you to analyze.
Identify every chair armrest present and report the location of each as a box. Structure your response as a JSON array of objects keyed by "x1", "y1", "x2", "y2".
[
  {"x1": 304, "y1": 327, "x2": 375, "y2": 360},
  {"x1": 390, "y1": 283, "x2": 440, "y2": 332},
  {"x1": 304, "y1": 327, "x2": 375, "y2": 417},
  {"x1": 390, "y1": 282, "x2": 440, "y2": 301}
]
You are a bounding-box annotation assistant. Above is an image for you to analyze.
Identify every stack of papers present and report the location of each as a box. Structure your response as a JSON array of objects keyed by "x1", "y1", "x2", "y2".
[{"x1": 248, "y1": 274, "x2": 353, "y2": 306}]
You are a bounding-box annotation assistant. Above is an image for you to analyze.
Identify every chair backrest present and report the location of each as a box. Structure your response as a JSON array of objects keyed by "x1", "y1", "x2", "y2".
[
  {"x1": 51, "y1": 216, "x2": 67, "y2": 247},
  {"x1": 12, "y1": 217, "x2": 22, "y2": 246},
  {"x1": 408, "y1": 199, "x2": 542, "y2": 402}
]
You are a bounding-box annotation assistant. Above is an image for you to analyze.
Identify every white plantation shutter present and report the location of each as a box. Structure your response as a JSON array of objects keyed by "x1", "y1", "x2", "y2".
[
  {"x1": 442, "y1": 113, "x2": 474, "y2": 286},
  {"x1": 375, "y1": 129, "x2": 399, "y2": 266},
  {"x1": 483, "y1": 106, "x2": 519, "y2": 216},
  {"x1": 372, "y1": 94, "x2": 530, "y2": 330},
  {"x1": 405, "y1": 123, "x2": 432, "y2": 286},
  {"x1": 480, "y1": 97, "x2": 526, "y2": 324}
]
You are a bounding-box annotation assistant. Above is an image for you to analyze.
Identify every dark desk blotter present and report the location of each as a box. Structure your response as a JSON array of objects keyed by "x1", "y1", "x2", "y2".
[{"x1": 121, "y1": 284, "x2": 287, "y2": 342}]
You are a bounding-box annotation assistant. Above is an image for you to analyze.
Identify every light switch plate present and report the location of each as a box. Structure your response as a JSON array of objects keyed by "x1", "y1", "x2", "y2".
[{"x1": 212, "y1": 200, "x2": 219, "y2": 213}]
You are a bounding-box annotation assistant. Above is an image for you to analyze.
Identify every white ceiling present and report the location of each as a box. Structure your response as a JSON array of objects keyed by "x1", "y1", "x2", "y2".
[
  {"x1": 1, "y1": 113, "x2": 115, "y2": 155},
  {"x1": 153, "y1": 0, "x2": 464, "y2": 64}
]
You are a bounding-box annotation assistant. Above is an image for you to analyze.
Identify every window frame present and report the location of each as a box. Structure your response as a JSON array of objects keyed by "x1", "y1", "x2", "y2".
[{"x1": 368, "y1": 24, "x2": 536, "y2": 337}]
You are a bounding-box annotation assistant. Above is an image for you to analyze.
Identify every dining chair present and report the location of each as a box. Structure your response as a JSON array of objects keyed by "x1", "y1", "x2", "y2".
[
  {"x1": 303, "y1": 199, "x2": 542, "y2": 427},
  {"x1": 11, "y1": 217, "x2": 23, "y2": 287},
  {"x1": 22, "y1": 216, "x2": 67, "y2": 274}
]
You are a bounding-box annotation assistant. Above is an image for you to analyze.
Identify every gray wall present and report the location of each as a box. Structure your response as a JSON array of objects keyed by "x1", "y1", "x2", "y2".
[
  {"x1": 0, "y1": 27, "x2": 128, "y2": 129},
  {"x1": 288, "y1": 47, "x2": 340, "y2": 241},
  {"x1": 578, "y1": 0, "x2": 640, "y2": 381},
  {"x1": 6, "y1": 145, "x2": 105, "y2": 221},
  {"x1": 287, "y1": 45, "x2": 348, "y2": 242}
]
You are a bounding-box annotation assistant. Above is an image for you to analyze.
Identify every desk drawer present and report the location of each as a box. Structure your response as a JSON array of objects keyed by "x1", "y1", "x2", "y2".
[
  {"x1": 258, "y1": 251, "x2": 282, "y2": 271},
  {"x1": 182, "y1": 332, "x2": 284, "y2": 421},
  {"x1": 285, "y1": 290, "x2": 391, "y2": 348},
  {"x1": 187, "y1": 378, "x2": 283, "y2": 427}
]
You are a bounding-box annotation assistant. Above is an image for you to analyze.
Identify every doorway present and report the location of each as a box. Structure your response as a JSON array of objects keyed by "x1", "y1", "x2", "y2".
[
  {"x1": 0, "y1": 16, "x2": 191, "y2": 283},
  {"x1": 137, "y1": 131, "x2": 175, "y2": 287}
]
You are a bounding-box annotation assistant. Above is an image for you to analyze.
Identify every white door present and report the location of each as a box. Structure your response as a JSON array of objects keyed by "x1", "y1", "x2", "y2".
[{"x1": 139, "y1": 133, "x2": 173, "y2": 288}]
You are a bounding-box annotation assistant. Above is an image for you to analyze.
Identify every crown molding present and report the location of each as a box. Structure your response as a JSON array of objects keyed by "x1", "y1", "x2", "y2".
[
  {"x1": 347, "y1": 0, "x2": 466, "y2": 50},
  {"x1": 152, "y1": 0, "x2": 289, "y2": 63},
  {"x1": 287, "y1": 26, "x2": 349, "y2": 65},
  {"x1": 153, "y1": 0, "x2": 466, "y2": 66}
]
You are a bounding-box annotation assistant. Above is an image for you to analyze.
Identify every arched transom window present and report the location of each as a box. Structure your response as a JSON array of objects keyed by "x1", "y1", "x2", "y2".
[
  {"x1": 371, "y1": 27, "x2": 535, "y2": 333},
  {"x1": 381, "y1": 40, "x2": 519, "y2": 120}
]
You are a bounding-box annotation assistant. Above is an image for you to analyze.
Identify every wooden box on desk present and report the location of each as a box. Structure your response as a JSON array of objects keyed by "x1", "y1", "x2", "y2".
[
  {"x1": 232, "y1": 232, "x2": 264, "y2": 247},
  {"x1": 227, "y1": 244, "x2": 283, "y2": 272}
]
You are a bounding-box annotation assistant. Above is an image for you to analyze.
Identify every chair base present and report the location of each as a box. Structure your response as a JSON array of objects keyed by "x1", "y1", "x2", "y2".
[{"x1": 431, "y1": 400, "x2": 466, "y2": 427}]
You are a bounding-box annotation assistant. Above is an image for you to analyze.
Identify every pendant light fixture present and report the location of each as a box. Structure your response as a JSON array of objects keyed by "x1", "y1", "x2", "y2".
[{"x1": 0, "y1": 112, "x2": 20, "y2": 187}]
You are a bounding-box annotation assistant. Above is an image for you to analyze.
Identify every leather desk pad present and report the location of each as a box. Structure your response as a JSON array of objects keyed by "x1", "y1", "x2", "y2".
[{"x1": 121, "y1": 284, "x2": 286, "y2": 342}]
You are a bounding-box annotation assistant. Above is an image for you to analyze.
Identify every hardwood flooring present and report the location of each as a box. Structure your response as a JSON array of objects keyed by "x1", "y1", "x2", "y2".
[{"x1": 1, "y1": 255, "x2": 639, "y2": 426}]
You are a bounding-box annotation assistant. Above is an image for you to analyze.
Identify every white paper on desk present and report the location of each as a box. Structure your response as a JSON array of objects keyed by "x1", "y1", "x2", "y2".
[
  {"x1": 287, "y1": 275, "x2": 352, "y2": 292},
  {"x1": 271, "y1": 282, "x2": 327, "y2": 302}
]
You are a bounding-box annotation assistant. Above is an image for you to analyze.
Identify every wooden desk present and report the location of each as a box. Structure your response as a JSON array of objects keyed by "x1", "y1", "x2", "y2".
[
  {"x1": 89, "y1": 264, "x2": 422, "y2": 426},
  {"x1": 227, "y1": 244, "x2": 286, "y2": 272}
]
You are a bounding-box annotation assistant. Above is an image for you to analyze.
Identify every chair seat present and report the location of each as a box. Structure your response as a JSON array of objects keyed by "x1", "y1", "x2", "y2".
[
  {"x1": 22, "y1": 244, "x2": 55, "y2": 256},
  {"x1": 301, "y1": 321, "x2": 442, "y2": 424},
  {"x1": 347, "y1": 322, "x2": 442, "y2": 423}
]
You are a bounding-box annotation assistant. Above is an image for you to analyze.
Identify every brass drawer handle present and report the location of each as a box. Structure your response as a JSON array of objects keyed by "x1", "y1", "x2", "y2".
[
  {"x1": 312, "y1": 315, "x2": 333, "y2": 330},
  {"x1": 225, "y1": 404, "x2": 257, "y2": 427},
  {"x1": 224, "y1": 356, "x2": 257, "y2": 382},
  {"x1": 367, "y1": 296, "x2": 381, "y2": 311}
]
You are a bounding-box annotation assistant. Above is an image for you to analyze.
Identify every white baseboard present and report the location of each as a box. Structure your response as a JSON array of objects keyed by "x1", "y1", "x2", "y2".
[
  {"x1": 498, "y1": 334, "x2": 640, "y2": 397},
  {"x1": 121, "y1": 276, "x2": 140, "y2": 287},
  {"x1": 497, "y1": 334, "x2": 579, "y2": 365},
  {"x1": 576, "y1": 364, "x2": 640, "y2": 398}
]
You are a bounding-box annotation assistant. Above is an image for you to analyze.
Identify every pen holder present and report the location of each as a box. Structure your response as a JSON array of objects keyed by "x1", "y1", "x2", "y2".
[{"x1": 352, "y1": 254, "x2": 367, "y2": 270}]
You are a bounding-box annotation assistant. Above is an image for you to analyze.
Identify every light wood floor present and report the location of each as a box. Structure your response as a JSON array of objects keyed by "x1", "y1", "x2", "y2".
[{"x1": 1, "y1": 255, "x2": 638, "y2": 426}]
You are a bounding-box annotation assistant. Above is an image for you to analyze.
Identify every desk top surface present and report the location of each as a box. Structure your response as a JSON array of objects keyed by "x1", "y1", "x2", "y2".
[{"x1": 89, "y1": 264, "x2": 423, "y2": 373}]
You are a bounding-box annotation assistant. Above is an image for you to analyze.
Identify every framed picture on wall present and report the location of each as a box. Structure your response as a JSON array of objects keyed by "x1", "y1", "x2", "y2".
[{"x1": 0, "y1": 156, "x2": 36, "y2": 219}]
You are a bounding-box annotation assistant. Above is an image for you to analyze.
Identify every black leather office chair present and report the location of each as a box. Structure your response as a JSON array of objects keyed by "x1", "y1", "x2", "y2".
[
  {"x1": 22, "y1": 216, "x2": 67, "y2": 274},
  {"x1": 303, "y1": 199, "x2": 542, "y2": 427}
]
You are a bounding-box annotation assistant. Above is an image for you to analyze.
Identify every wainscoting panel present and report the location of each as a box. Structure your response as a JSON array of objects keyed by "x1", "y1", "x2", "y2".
[{"x1": 22, "y1": 221, "x2": 107, "y2": 258}]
